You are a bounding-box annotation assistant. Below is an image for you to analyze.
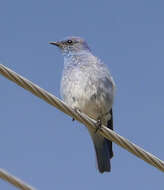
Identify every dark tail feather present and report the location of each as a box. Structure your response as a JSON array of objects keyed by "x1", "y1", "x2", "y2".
[
  {"x1": 89, "y1": 109, "x2": 114, "y2": 173},
  {"x1": 91, "y1": 134, "x2": 112, "y2": 173}
]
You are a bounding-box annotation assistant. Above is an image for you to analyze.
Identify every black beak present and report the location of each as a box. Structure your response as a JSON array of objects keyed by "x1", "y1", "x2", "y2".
[{"x1": 49, "y1": 41, "x2": 60, "y2": 47}]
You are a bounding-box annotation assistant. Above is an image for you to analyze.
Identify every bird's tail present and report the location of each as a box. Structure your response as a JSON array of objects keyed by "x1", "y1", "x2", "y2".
[{"x1": 89, "y1": 130, "x2": 113, "y2": 173}]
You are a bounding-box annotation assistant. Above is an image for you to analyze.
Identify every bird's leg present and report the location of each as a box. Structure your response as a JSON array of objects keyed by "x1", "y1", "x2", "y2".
[
  {"x1": 72, "y1": 107, "x2": 81, "y2": 122},
  {"x1": 95, "y1": 117, "x2": 102, "y2": 133}
]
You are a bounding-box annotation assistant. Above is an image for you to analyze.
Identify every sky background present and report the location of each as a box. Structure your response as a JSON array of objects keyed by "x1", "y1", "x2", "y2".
[{"x1": 0, "y1": 0, "x2": 164, "y2": 189}]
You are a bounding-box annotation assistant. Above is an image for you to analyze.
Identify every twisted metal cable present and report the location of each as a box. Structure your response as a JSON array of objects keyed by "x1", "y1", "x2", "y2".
[
  {"x1": 0, "y1": 168, "x2": 36, "y2": 190},
  {"x1": 0, "y1": 64, "x2": 164, "y2": 174}
]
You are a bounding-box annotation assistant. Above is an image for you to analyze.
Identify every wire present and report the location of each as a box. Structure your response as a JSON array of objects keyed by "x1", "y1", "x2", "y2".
[
  {"x1": 0, "y1": 169, "x2": 35, "y2": 190},
  {"x1": 0, "y1": 64, "x2": 164, "y2": 179}
]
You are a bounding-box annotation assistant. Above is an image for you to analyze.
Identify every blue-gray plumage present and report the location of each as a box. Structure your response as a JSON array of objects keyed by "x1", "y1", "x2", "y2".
[{"x1": 49, "y1": 37, "x2": 115, "y2": 173}]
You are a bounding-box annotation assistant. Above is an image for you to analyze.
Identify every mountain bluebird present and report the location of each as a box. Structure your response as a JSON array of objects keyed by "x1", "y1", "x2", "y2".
[{"x1": 49, "y1": 37, "x2": 115, "y2": 173}]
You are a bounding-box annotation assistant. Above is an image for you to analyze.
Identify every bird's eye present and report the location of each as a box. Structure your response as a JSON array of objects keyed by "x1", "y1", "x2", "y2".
[{"x1": 67, "y1": 40, "x2": 73, "y2": 44}]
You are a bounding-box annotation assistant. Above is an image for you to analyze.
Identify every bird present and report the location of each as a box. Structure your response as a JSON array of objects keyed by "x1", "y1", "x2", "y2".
[{"x1": 49, "y1": 36, "x2": 115, "y2": 173}]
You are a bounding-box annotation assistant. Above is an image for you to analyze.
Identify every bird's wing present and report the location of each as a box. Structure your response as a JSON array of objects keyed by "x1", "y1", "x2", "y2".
[{"x1": 106, "y1": 109, "x2": 114, "y2": 158}]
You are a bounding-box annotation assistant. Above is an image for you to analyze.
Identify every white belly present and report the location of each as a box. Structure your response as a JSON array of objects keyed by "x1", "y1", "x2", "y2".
[{"x1": 61, "y1": 66, "x2": 115, "y2": 122}]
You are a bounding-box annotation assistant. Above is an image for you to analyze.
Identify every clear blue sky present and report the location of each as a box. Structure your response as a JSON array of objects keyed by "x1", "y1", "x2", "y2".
[{"x1": 1, "y1": 0, "x2": 164, "y2": 189}]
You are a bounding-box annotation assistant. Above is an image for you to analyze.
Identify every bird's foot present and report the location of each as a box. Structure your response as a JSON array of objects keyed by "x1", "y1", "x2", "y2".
[
  {"x1": 72, "y1": 108, "x2": 81, "y2": 122},
  {"x1": 95, "y1": 119, "x2": 102, "y2": 133}
]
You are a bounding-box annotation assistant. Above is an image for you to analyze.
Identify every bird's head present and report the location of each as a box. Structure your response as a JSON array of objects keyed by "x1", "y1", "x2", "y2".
[{"x1": 49, "y1": 36, "x2": 91, "y2": 55}]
